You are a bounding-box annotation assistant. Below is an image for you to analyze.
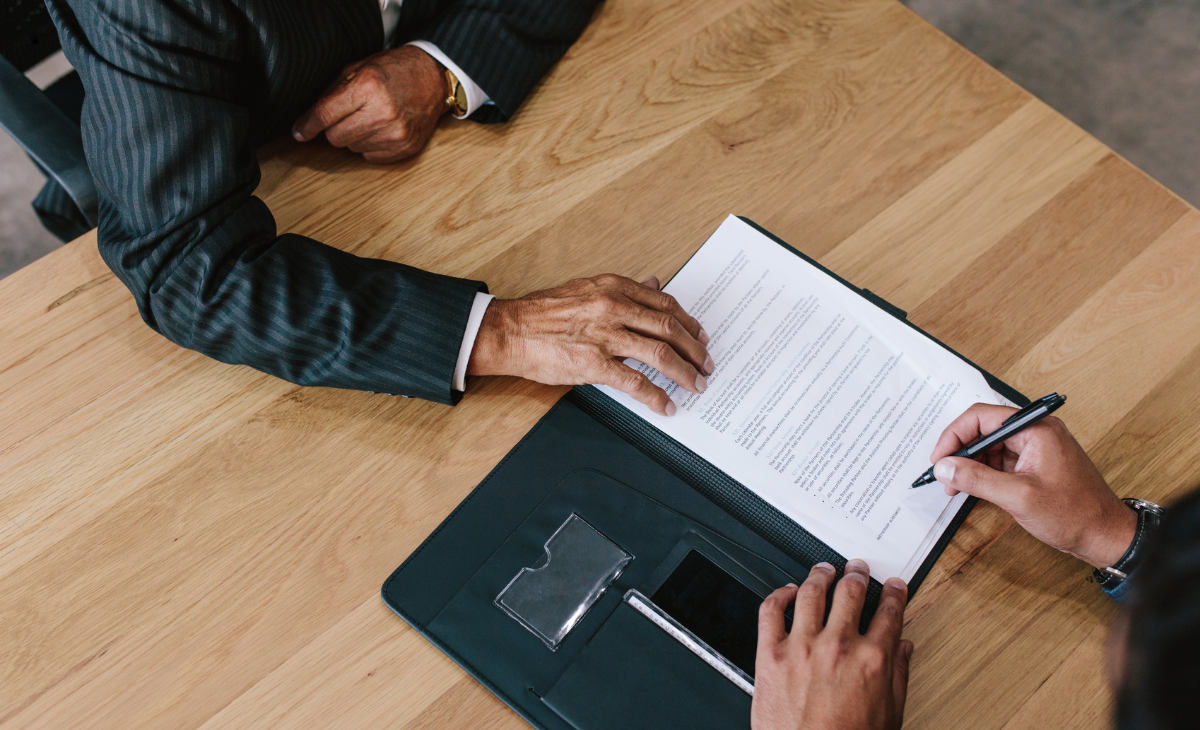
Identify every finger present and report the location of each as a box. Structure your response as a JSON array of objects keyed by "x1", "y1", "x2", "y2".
[
  {"x1": 1000, "y1": 445, "x2": 1022, "y2": 472},
  {"x1": 594, "y1": 360, "x2": 675, "y2": 416},
  {"x1": 790, "y1": 562, "x2": 837, "y2": 639},
  {"x1": 826, "y1": 558, "x2": 871, "y2": 635},
  {"x1": 865, "y1": 577, "x2": 908, "y2": 647},
  {"x1": 362, "y1": 150, "x2": 413, "y2": 165},
  {"x1": 621, "y1": 279, "x2": 708, "y2": 346},
  {"x1": 933, "y1": 456, "x2": 1032, "y2": 512},
  {"x1": 348, "y1": 133, "x2": 416, "y2": 154},
  {"x1": 757, "y1": 584, "x2": 798, "y2": 652},
  {"x1": 351, "y1": 133, "x2": 425, "y2": 163},
  {"x1": 620, "y1": 305, "x2": 712, "y2": 380},
  {"x1": 325, "y1": 110, "x2": 391, "y2": 149},
  {"x1": 983, "y1": 447, "x2": 1006, "y2": 471},
  {"x1": 612, "y1": 331, "x2": 706, "y2": 395},
  {"x1": 322, "y1": 60, "x2": 366, "y2": 97},
  {"x1": 641, "y1": 276, "x2": 660, "y2": 289},
  {"x1": 893, "y1": 639, "x2": 913, "y2": 721},
  {"x1": 293, "y1": 84, "x2": 366, "y2": 142},
  {"x1": 930, "y1": 403, "x2": 1022, "y2": 463}
]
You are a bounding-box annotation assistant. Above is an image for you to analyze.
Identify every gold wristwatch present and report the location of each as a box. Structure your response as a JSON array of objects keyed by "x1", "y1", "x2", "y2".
[{"x1": 444, "y1": 67, "x2": 468, "y2": 117}]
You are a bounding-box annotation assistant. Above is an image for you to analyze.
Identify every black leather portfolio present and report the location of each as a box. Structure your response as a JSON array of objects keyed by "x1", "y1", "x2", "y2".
[{"x1": 382, "y1": 218, "x2": 1027, "y2": 730}]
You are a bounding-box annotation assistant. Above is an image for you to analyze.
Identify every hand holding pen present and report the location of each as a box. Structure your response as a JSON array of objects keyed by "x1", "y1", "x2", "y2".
[
  {"x1": 912, "y1": 394, "x2": 1067, "y2": 487},
  {"x1": 921, "y1": 398, "x2": 1137, "y2": 570}
]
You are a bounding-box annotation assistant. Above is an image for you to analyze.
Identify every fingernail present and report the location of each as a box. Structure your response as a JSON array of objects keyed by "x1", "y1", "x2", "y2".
[
  {"x1": 885, "y1": 577, "x2": 907, "y2": 592},
  {"x1": 702, "y1": 355, "x2": 715, "y2": 375},
  {"x1": 698, "y1": 327, "x2": 710, "y2": 346},
  {"x1": 812, "y1": 562, "x2": 835, "y2": 574},
  {"x1": 664, "y1": 400, "x2": 677, "y2": 417},
  {"x1": 641, "y1": 276, "x2": 659, "y2": 289},
  {"x1": 785, "y1": 583, "x2": 797, "y2": 588},
  {"x1": 845, "y1": 559, "x2": 869, "y2": 584},
  {"x1": 694, "y1": 374, "x2": 707, "y2": 393},
  {"x1": 904, "y1": 641, "x2": 914, "y2": 660},
  {"x1": 933, "y1": 459, "x2": 955, "y2": 484},
  {"x1": 292, "y1": 129, "x2": 304, "y2": 141}
]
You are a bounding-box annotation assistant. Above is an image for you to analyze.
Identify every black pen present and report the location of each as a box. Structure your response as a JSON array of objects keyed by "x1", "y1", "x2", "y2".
[{"x1": 910, "y1": 393, "x2": 1067, "y2": 488}]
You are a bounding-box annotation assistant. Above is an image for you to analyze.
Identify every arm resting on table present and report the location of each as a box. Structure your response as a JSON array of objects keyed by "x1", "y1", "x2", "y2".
[{"x1": 47, "y1": 0, "x2": 485, "y2": 404}]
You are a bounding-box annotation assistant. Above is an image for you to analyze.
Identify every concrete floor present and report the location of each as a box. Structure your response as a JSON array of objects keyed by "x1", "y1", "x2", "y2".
[
  {"x1": 1, "y1": 3, "x2": 1197, "y2": 279},
  {"x1": 1, "y1": 51, "x2": 74, "y2": 279},
  {"x1": 904, "y1": 0, "x2": 1200, "y2": 207}
]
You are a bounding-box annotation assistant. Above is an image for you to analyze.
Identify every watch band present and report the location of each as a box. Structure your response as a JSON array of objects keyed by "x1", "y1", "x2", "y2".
[
  {"x1": 1093, "y1": 498, "x2": 1165, "y2": 589},
  {"x1": 444, "y1": 68, "x2": 468, "y2": 117}
]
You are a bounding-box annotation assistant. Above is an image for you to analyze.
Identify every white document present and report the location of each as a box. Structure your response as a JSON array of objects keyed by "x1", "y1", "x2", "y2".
[{"x1": 599, "y1": 216, "x2": 1011, "y2": 582}]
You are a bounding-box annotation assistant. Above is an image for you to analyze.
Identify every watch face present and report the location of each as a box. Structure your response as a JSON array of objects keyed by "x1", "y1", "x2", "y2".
[
  {"x1": 444, "y1": 70, "x2": 466, "y2": 114},
  {"x1": 1124, "y1": 498, "x2": 1165, "y2": 516}
]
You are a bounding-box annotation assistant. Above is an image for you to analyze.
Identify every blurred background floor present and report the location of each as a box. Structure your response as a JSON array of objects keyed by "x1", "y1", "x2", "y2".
[
  {"x1": 1, "y1": 0, "x2": 1197, "y2": 279},
  {"x1": 1, "y1": 50, "x2": 72, "y2": 279},
  {"x1": 904, "y1": 0, "x2": 1200, "y2": 208}
]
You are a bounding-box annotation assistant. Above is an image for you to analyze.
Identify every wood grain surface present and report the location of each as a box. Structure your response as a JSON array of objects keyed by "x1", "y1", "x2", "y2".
[{"x1": 2, "y1": 0, "x2": 1198, "y2": 728}]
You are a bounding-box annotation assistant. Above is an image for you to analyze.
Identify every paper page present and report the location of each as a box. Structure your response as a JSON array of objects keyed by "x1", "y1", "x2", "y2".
[{"x1": 598, "y1": 216, "x2": 1007, "y2": 582}]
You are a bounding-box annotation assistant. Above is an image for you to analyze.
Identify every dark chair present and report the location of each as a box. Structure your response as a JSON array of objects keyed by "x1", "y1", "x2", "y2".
[{"x1": 0, "y1": 0, "x2": 96, "y2": 242}]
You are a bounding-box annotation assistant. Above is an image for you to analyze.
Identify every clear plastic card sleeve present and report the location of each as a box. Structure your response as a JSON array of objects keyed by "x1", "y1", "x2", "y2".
[{"x1": 496, "y1": 514, "x2": 632, "y2": 649}]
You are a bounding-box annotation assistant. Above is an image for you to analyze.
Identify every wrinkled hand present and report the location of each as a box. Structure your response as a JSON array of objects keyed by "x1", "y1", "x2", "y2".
[
  {"x1": 930, "y1": 403, "x2": 1136, "y2": 569},
  {"x1": 467, "y1": 275, "x2": 715, "y2": 416},
  {"x1": 753, "y1": 561, "x2": 912, "y2": 730},
  {"x1": 292, "y1": 45, "x2": 447, "y2": 164}
]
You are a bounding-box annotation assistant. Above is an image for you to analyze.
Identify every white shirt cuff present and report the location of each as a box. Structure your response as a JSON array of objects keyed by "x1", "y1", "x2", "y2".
[
  {"x1": 453, "y1": 292, "x2": 495, "y2": 391},
  {"x1": 405, "y1": 40, "x2": 491, "y2": 119}
]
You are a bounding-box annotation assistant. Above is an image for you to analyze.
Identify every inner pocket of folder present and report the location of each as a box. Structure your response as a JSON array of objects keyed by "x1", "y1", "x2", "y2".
[{"x1": 540, "y1": 599, "x2": 754, "y2": 730}]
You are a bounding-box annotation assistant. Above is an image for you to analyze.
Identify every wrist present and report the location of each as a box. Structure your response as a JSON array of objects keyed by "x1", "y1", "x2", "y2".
[
  {"x1": 1078, "y1": 499, "x2": 1139, "y2": 569},
  {"x1": 400, "y1": 45, "x2": 451, "y2": 119},
  {"x1": 467, "y1": 299, "x2": 516, "y2": 377}
]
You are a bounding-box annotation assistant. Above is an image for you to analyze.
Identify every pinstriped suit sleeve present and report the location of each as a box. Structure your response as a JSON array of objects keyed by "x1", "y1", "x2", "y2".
[
  {"x1": 410, "y1": 0, "x2": 603, "y2": 122},
  {"x1": 47, "y1": 0, "x2": 485, "y2": 405}
]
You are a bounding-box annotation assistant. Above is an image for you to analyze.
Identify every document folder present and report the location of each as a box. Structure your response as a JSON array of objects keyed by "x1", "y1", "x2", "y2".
[{"x1": 382, "y1": 218, "x2": 1027, "y2": 730}]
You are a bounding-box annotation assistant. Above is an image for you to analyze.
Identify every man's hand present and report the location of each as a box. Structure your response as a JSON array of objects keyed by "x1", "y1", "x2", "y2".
[
  {"x1": 467, "y1": 275, "x2": 714, "y2": 416},
  {"x1": 753, "y1": 561, "x2": 912, "y2": 730},
  {"x1": 292, "y1": 46, "x2": 448, "y2": 164},
  {"x1": 930, "y1": 404, "x2": 1136, "y2": 569}
]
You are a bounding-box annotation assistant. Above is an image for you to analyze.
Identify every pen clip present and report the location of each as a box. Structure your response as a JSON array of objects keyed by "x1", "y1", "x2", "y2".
[{"x1": 1001, "y1": 393, "x2": 1059, "y2": 425}]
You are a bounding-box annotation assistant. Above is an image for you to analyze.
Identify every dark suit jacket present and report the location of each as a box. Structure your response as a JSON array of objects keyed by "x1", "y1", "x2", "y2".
[{"x1": 45, "y1": 0, "x2": 600, "y2": 404}]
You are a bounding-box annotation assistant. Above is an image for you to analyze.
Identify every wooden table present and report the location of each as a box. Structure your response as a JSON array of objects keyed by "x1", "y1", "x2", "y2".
[{"x1": 3, "y1": 0, "x2": 1199, "y2": 727}]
